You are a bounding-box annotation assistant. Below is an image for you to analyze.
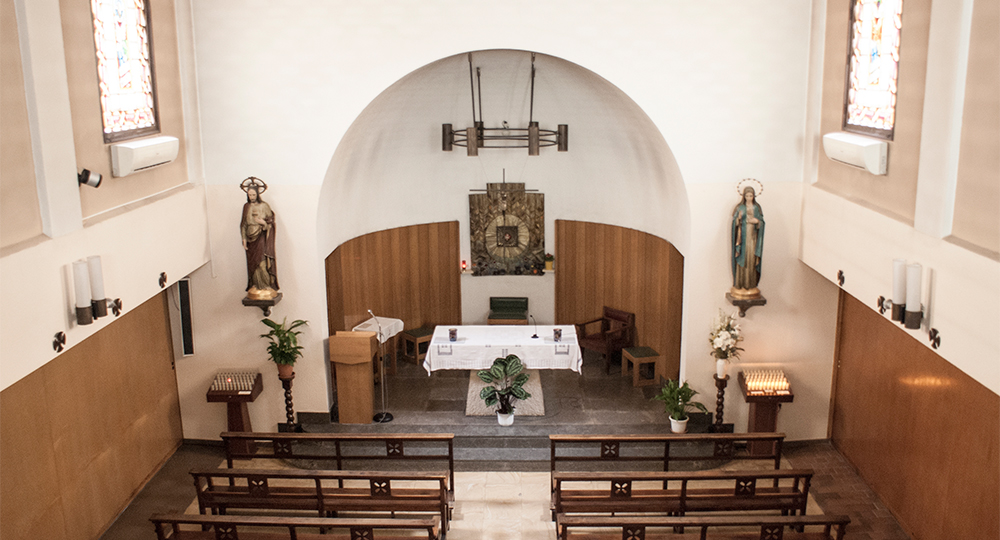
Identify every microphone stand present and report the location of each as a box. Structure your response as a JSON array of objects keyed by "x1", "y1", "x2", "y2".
[
  {"x1": 368, "y1": 310, "x2": 393, "y2": 423},
  {"x1": 530, "y1": 314, "x2": 539, "y2": 339}
]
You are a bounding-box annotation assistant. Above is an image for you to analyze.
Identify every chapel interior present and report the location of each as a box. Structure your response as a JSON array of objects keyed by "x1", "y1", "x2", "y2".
[{"x1": 1, "y1": 1, "x2": 998, "y2": 540}]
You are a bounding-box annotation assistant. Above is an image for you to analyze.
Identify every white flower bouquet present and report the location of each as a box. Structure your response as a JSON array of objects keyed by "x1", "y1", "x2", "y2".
[{"x1": 709, "y1": 310, "x2": 744, "y2": 361}]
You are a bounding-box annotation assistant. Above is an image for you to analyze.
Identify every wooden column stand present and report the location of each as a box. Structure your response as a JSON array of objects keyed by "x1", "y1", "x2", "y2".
[
  {"x1": 329, "y1": 331, "x2": 378, "y2": 424},
  {"x1": 278, "y1": 373, "x2": 300, "y2": 432},
  {"x1": 713, "y1": 373, "x2": 729, "y2": 432},
  {"x1": 206, "y1": 373, "x2": 263, "y2": 454},
  {"x1": 737, "y1": 371, "x2": 794, "y2": 455}
]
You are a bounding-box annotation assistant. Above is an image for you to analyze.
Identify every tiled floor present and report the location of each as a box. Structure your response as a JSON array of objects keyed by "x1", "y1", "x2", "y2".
[{"x1": 101, "y1": 352, "x2": 912, "y2": 539}]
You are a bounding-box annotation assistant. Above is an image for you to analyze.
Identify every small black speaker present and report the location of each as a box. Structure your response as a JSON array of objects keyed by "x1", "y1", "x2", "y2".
[{"x1": 178, "y1": 279, "x2": 194, "y2": 356}]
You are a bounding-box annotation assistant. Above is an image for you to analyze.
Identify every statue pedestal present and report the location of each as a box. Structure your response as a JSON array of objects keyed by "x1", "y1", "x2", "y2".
[
  {"x1": 242, "y1": 292, "x2": 282, "y2": 316},
  {"x1": 726, "y1": 292, "x2": 766, "y2": 317}
]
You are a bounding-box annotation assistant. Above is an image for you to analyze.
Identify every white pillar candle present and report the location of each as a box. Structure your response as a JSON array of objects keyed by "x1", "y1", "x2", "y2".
[
  {"x1": 87, "y1": 255, "x2": 105, "y2": 300},
  {"x1": 892, "y1": 259, "x2": 907, "y2": 303},
  {"x1": 73, "y1": 260, "x2": 91, "y2": 308},
  {"x1": 905, "y1": 263, "x2": 922, "y2": 311}
]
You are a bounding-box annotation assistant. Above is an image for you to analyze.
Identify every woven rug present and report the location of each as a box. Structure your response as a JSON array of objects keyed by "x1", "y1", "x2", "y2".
[{"x1": 465, "y1": 369, "x2": 545, "y2": 416}]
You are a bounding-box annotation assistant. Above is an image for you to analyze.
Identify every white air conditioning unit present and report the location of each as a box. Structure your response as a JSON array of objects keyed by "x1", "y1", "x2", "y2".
[
  {"x1": 111, "y1": 135, "x2": 179, "y2": 177},
  {"x1": 822, "y1": 131, "x2": 887, "y2": 175}
]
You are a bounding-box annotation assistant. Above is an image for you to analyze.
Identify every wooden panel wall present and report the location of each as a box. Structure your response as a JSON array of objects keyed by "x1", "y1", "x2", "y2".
[
  {"x1": 832, "y1": 292, "x2": 999, "y2": 540},
  {"x1": 325, "y1": 222, "x2": 462, "y2": 335},
  {"x1": 0, "y1": 292, "x2": 182, "y2": 540},
  {"x1": 554, "y1": 220, "x2": 684, "y2": 380}
]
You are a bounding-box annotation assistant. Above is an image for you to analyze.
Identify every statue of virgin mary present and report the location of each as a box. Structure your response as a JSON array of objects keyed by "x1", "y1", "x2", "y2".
[{"x1": 730, "y1": 179, "x2": 765, "y2": 299}]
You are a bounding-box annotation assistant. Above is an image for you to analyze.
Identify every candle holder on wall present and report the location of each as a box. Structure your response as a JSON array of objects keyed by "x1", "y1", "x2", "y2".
[{"x1": 878, "y1": 259, "x2": 940, "y2": 345}]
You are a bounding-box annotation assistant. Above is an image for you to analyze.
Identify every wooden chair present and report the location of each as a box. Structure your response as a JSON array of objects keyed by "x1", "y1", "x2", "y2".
[
  {"x1": 574, "y1": 307, "x2": 635, "y2": 374},
  {"x1": 487, "y1": 297, "x2": 529, "y2": 325}
]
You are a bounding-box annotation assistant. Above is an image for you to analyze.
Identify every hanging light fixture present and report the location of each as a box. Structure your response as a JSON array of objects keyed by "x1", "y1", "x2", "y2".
[{"x1": 443, "y1": 52, "x2": 568, "y2": 157}]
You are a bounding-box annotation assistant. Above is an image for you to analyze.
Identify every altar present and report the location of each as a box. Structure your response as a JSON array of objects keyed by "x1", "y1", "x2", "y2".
[{"x1": 422, "y1": 325, "x2": 583, "y2": 374}]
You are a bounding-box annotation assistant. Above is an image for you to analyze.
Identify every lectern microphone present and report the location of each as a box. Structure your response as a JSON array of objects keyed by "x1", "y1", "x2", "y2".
[{"x1": 530, "y1": 315, "x2": 539, "y2": 339}]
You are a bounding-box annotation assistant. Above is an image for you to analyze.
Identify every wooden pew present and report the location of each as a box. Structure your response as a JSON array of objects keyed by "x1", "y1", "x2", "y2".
[
  {"x1": 556, "y1": 514, "x2": 850, "y2": 540},
  {"x1": 552, "y1": 469, "x2": 813, "y2": 522},
  {"x1": 149, "y1": 513, "x2": 441, "y2": 539},
  {"x1": 190, "y1": 468, "x2": 450, "y2": 527},
  {"x1": 549, "y1": 432, "x2": 785, "y2": 491},
  {"x1": 220, "y1": 432, "x2": 456, "y2": 495}
]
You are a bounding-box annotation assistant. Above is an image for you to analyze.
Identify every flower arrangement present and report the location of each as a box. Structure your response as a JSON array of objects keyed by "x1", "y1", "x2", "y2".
[
  {"x1": 544, "y1": 253, "x2": 555, "y2": 262},
  {"x1": 709, "y1": 310, "x2": 743, "y2": 361}
]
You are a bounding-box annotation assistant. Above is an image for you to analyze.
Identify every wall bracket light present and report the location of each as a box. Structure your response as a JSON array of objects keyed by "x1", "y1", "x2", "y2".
[
  {"x1": 71, "y1": 256, "x2": 120, "y2": 326},
  {"x1": 879, "y1": 259, "x2": 938, "y2": 342},
  {"x1": 443, "y1": 52, "x2": 567, "y2": 157}
]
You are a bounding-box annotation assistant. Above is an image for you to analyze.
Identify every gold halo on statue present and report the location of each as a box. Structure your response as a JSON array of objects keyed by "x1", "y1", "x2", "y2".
[
  {"x1": 240, "y1": 176, "x2": 268, "y2": 195},
  {"x1": 736, "y1": 178, "x2": 763, "y2": 197}
]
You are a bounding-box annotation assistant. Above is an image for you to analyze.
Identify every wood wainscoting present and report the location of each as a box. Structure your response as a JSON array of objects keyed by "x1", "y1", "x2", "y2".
[
  {"x1": 832, "y1": 292, "x2": 999, "y2": 540},
  {"x1": 554, "y1": 220, "x2": 684, "y2": 381},
  {"x1": 0, "y1": 293, "x2": 182, "y2": 540},
  {"x1": 325, "y1": 221, "x2": 462, "y2": 335}
]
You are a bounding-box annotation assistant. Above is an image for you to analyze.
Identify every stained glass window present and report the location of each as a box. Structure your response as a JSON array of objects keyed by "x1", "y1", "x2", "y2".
[
  {"x1": 843, "y1": 0, "x2": 903, "y2": 139},
  {"x1": 91, "y1": 0, "x2": 158, "y2": 142}
]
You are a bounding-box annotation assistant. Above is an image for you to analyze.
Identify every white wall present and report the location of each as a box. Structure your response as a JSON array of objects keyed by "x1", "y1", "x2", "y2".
[
  {"x1": 801, "y1": 186, "x2": 1000, "y2": 395},
  {"x1": 176, "y1": 185, "x2": 329, "y2": 439},
  {"x1": 0, "y1": 186, "x2": 211, "y2": 391},
  {"x1": 683, "y1": 182, "x2": 839, "y2": 441},
  {"x1": 176, "y1": 1, "x2": 836, "y2": 440}
]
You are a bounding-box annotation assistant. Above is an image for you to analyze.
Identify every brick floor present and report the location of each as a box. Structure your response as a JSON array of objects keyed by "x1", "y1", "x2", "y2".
[{"x1": 784, "y1": 440, "x2": 912, "y2": 540}]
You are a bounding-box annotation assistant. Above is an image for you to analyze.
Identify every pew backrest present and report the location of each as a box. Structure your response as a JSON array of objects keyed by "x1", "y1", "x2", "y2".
[
  {"x1": 552, "y1": 468, "x2": 813, "y2": 519},
  {"x1": 220, "y1": 432, "x2": 456, "y2": 493},
  {"x1": 549, "y1": 432, "x2": 784, "y2": 490},
  {"x1": 149, "y1": 513, "x2": 441, "y2": 540},
  {"x1": 190, "y1": 467, "x2": 450, "y2": 525},
  {"x1": 556, "y1": 514, "x2": 850, "y2": 540}
]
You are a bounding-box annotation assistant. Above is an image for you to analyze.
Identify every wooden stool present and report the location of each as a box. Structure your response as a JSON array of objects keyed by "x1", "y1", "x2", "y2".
[
  {"x1": 622, "y1": 346, "x2": 662, "y2": 387},
  {"x1": 401, "y1": 326, "x2": 434, "y2": 363}
]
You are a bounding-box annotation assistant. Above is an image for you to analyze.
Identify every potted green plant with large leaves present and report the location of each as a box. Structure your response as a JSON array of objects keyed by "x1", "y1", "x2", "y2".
[
  {"x1": 477, "y1": 354, "x2": 532, "y2": 426},
  {"x1": 654, "y1": 379, "x2": 707, "y2": 433},
  {"x1": 260, "y1": 317, "x2": 308, "y2": 379}
]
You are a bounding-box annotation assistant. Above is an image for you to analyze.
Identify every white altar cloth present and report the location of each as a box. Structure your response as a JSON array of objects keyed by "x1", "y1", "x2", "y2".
[
  {"x1": 422, "y1": 325, "x2": 583, "y2": 374},
  {"x1": 352, "y1": 316, "x2": 403, "y2": 343}
]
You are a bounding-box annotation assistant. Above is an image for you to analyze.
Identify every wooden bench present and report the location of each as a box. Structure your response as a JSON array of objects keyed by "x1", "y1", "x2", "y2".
[
  {"x1": 221, "y1": 432, "x2": 456, "y2": 495},
  {"x1": 556, "y1": 514, "x2": 850, "y2": 540},
  {"x1": 191, "y1": 468, "x2": 450, "y2": 527},
  {"x1": 552, "y1": 469, "x2": 813, "y2": 521},
  {"x1": 149, "y1": 513, "x2": 441, "y2": 540},
  {"x1": 549, "y1": 432, "x2": 785, "y2": 491}
]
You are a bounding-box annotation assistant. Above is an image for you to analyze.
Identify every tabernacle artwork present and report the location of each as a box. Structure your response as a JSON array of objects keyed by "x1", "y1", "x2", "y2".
[
  {"x1": 730, "y1": 179, "x2": 765, "y2": 300},
  {"x1": 240, "y1": 177, "x2": 279, "y2": 300},
  {"x1": 469, "y1": 181, "x2": 545, "y2": 276}
]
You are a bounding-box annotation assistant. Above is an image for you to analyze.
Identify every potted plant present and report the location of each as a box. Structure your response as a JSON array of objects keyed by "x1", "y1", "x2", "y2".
[
  {"x1": 260, "y1": 317, "x2": 308, "y2": 379},
  {"x1": 477, "y1": 354, "x2": 532, "y2": 426},
  {"x1": 709, "y1": 310, "x2": 744, "y2": 378},
  {"x1": 544, "y1": 253, "x2": 555, "y2": 271},
  {"x1": 654, "y1": 379, "x2": 708, "y2": 433}
]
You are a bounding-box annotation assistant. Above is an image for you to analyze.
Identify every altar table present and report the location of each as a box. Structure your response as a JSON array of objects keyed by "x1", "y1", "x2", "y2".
[{"x1": 422, "y1": 325, "x2": 583, "y2": 374}]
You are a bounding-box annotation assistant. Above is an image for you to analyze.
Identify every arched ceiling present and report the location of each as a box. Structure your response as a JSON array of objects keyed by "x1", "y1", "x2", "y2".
[{"x1": 317, "y1": 49, "x2": 690, "y2": 257}]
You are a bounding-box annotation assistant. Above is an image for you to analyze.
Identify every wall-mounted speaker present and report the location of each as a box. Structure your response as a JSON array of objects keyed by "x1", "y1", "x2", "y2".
[{"x1": 178, "y1": 279, "x2": 194, "y2": 356}]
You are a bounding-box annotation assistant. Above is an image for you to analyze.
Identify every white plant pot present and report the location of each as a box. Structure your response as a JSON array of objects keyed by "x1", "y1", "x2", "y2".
[
  {"x1": 497, "y1": 412, "x2": 514, "y2": 426},
  {"x1": 716, "y1": 359, "x2": 728, "y2": 379},
  {"x1": 669, "y1": 416, "x2": 688, "y2": 433}
]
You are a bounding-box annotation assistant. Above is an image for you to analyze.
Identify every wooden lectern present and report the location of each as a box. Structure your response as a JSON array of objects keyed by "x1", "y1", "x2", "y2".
[{"x1": 329, "y1": 331, "x2": 378, "y2": 424}]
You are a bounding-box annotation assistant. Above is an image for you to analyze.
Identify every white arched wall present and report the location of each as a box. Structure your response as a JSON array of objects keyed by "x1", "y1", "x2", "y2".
[
  {"x1": 317, "y1": 49, "x2": 691, "y2": 265},
  {"x1": 179, "y1": 2, "x2": 838, "y2": 443}
]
